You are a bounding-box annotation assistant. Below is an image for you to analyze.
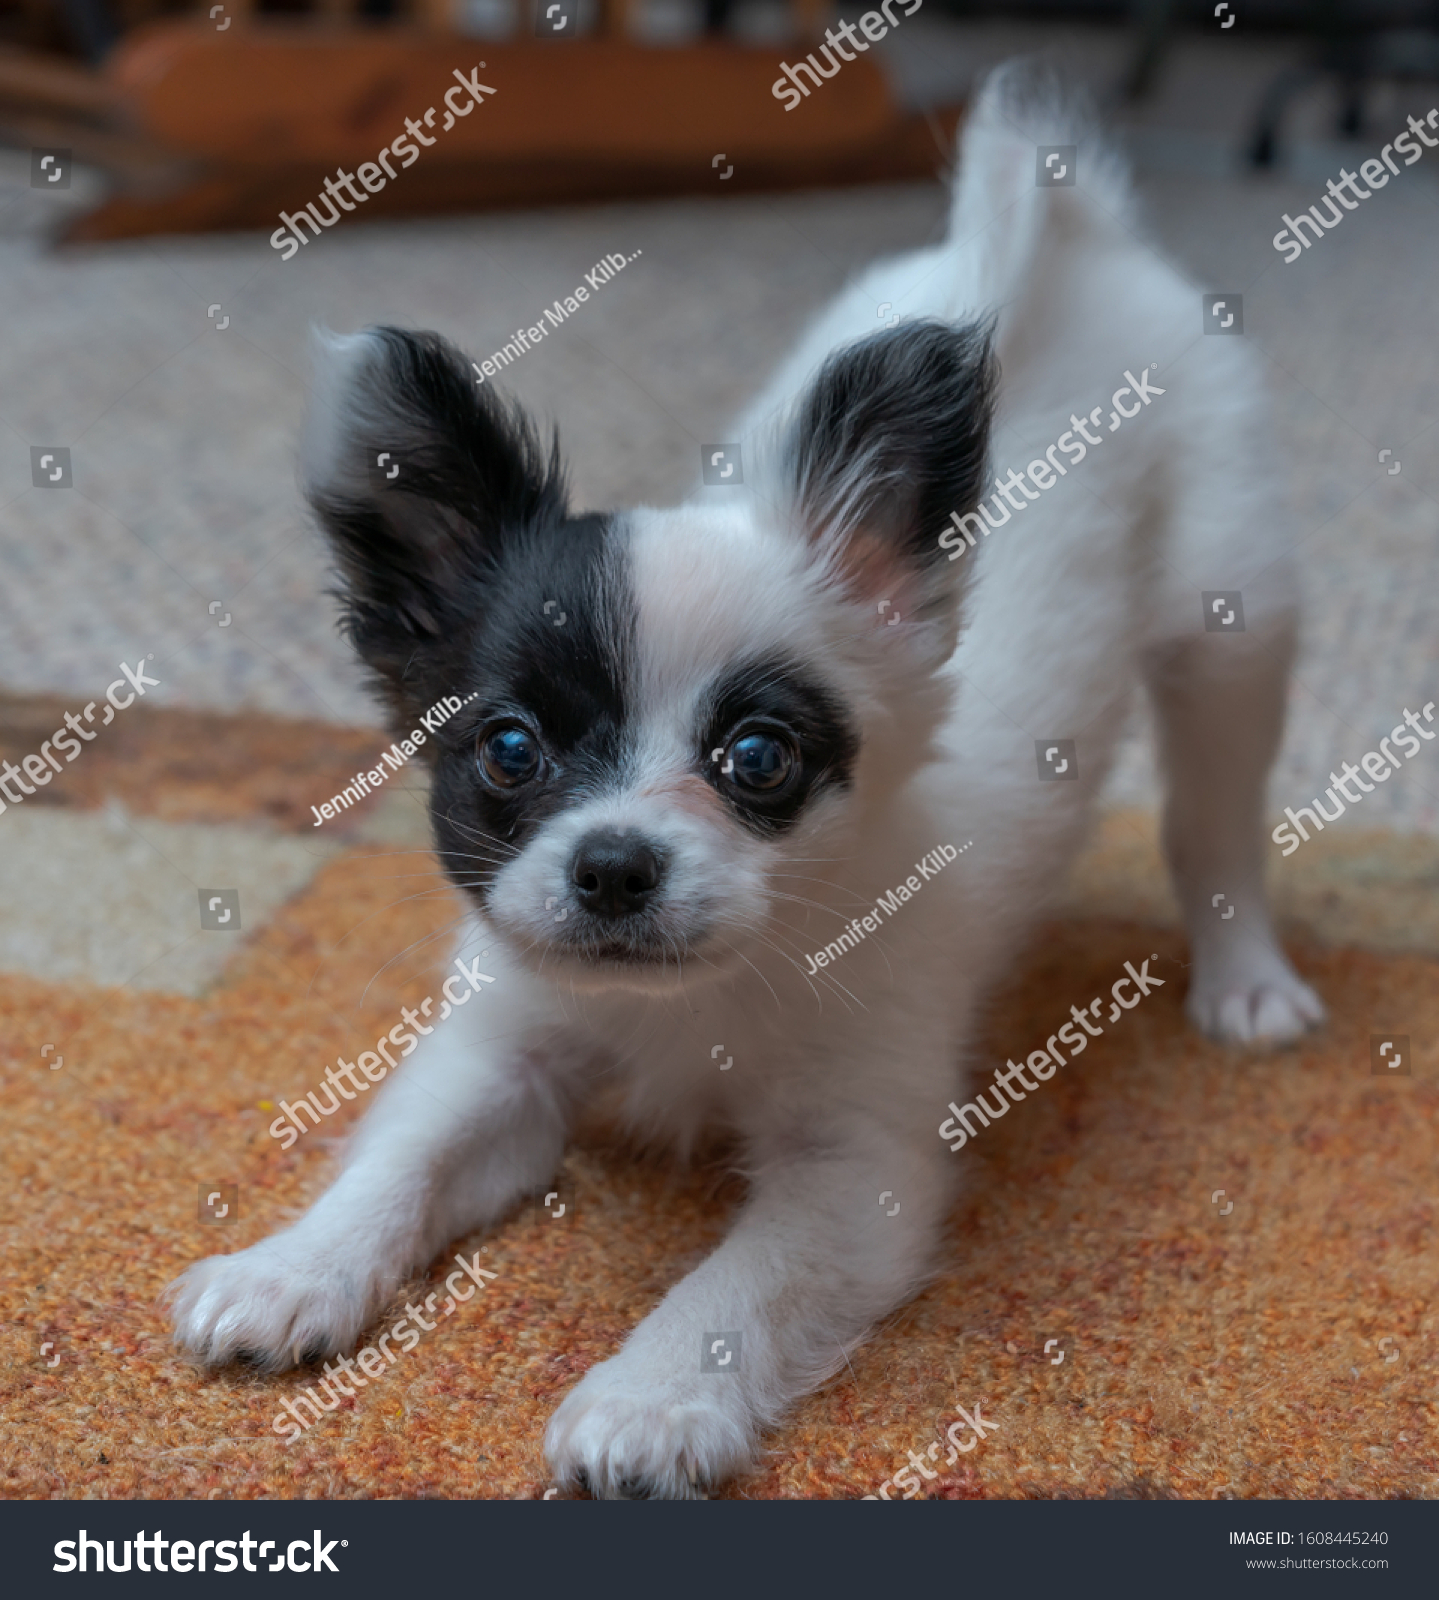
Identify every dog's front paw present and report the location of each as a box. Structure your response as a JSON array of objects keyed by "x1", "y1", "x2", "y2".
[
  {"x1": 1185, "y1": 946, "x2": 1325, "y2": 1045},
  {"x1": 167, "y1": 1235, "x2": 380, "y2": 1371},
  {"x1": 545, "y1": 1350, "x2": 756, "y2": 1499}
]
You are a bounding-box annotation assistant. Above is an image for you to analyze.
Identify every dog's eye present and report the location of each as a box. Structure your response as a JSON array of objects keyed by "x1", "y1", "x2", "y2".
[
  {"x1": 725, "y1": 731, "x2": 796, "y2": 793},
  {"x1": 479, "y1": 725, "x2": 542, "y2": 788}
]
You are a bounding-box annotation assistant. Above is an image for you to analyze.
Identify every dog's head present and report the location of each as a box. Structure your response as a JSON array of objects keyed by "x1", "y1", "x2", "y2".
[{"x1": 304, "y1": 321, "x2": 994, "y2": 992}]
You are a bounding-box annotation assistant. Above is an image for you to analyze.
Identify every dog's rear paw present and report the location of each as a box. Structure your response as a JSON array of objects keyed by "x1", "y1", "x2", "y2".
[
  {"x1": 544, "y1": 1354, "x2": 754, "y2": 1500},
  {"x1": 167, "y1": 1237, "x2": 377, "y2": 1371},
  {"x1": 1185, "y1": 951, "x2": 1325, "y2": 1045}
]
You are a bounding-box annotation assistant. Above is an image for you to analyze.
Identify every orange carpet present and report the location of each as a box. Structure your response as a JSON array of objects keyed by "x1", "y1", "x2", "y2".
[{"x1": 1, "y1": 702, "x2": 1434, "y2": 1500}]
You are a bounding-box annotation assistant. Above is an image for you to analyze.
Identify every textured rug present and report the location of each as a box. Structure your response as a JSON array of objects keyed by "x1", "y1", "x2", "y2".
[{"x1": 1, "y1": 699, "x2": 1434, "y2": 1500}]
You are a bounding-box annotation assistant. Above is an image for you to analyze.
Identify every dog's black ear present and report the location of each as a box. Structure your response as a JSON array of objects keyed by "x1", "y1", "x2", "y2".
[
  {"x1": 772, "y1": 318, "x2": 997, "y2": 628},
  {"x1": 302, "y1": 325, "x2": 565, "y2": 717}
]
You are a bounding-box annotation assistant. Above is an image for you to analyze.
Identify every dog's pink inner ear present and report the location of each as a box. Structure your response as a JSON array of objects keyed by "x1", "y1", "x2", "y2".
[{"x1": 828, "y1": 526, "x2": 924, "y2": 621}]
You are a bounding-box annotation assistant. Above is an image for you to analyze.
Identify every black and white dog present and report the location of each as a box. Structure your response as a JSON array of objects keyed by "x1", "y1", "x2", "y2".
[{"x1": 172, "y1": 70, "x2": 1322, "y2": 1497}]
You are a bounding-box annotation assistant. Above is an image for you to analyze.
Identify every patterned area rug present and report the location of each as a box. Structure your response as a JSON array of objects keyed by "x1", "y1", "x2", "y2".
[{"x1": 1, "y1": 700, "x2": 1434, "y2": 1499}]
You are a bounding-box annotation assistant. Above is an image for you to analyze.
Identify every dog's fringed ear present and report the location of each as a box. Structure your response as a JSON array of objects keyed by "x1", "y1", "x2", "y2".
[
  {"x1": 302, "y1": 325, "x2": 566, "y2": 717},
  {"x1": 770, "y1": 318, "x2": 997, "y2": 646}
]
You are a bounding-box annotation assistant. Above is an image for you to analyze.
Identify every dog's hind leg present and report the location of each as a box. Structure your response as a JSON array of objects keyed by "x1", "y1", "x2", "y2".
[{"x1": 1144, "y1": 608, "x2": 1325, "y2": 1043}]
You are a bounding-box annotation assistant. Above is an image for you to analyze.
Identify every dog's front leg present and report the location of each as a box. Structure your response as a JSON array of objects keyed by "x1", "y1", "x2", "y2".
[
  {"x1": 169, "y1": 988, "x2": 585, "y2": 1371},
  {"x1": 545, "y1": 1115, "x2": 953, "y2": 1498}
]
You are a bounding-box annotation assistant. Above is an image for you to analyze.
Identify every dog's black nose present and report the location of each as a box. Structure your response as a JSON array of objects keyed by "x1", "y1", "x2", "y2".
[{"x1": 571, "y1": 830, "x2": 665, "y2": 919}]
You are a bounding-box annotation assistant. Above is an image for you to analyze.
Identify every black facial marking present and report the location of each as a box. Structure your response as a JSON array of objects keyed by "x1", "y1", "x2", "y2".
[
  {"x1": 303, "y1": 325, "x2": 638, "y2": 913},
  {"x1": 425, "y1": 512, "x2": 635, "y2": 898},
  {"x1": 700, "y1": 655, "x2": 857, "y2": 835}
]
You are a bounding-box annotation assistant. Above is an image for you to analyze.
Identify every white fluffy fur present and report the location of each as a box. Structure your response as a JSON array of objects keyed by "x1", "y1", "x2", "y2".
[{"x1": 170, "y1": 69, "x2": 1323, "y2": 1498}]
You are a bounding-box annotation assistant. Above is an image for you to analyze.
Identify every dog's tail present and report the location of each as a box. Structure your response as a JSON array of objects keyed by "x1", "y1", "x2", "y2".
[{"x1": 947, "y1": 61, "x2": 1133, "y2": 316}]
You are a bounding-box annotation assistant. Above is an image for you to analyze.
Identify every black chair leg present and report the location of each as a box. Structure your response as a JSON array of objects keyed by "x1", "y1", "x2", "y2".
[
  {"x1": 57, "y1": 0, "x2": 119, "y2": 64},
  {"x1": 1249, "y1": 65, "x2": 1318, "y2": 168},
  {"x1": 1121, "y1": 0, "x2": 1174, "y2": 104},
  {"x1": 1337, "y1": 71, "x2": 1365, "y2": 139}
]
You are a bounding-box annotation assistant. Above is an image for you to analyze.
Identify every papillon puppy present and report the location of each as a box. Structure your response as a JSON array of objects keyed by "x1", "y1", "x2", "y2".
[{"x1": 171, "y1": 66, "x2": 1322, "y2": 1498}]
